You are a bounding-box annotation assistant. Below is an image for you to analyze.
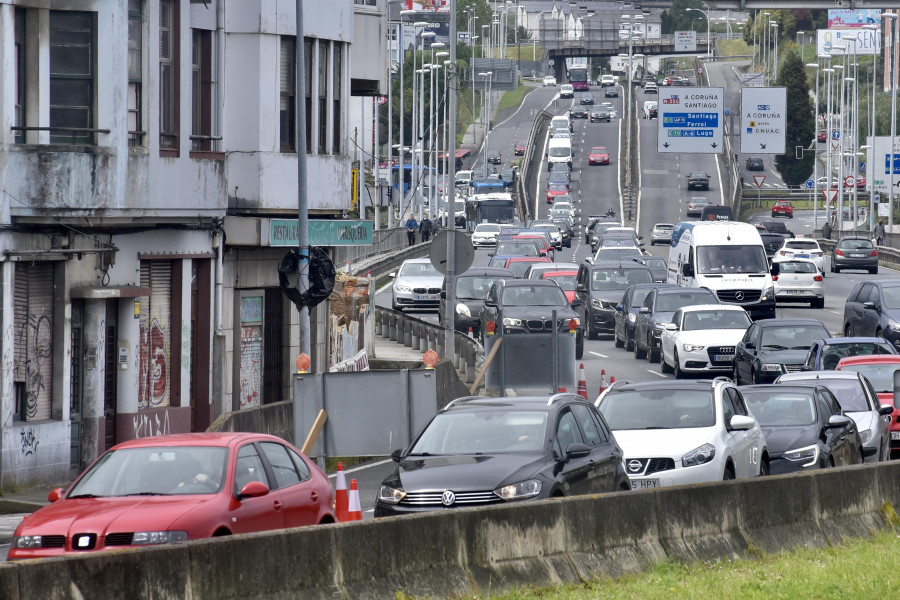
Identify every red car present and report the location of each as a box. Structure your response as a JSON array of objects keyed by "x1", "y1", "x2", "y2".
[
  {"x1": 771, "y1": 200, "x2": 793, "y2": 219},
  {"x1": 8, "y1": 432, "x2": 335, "y2": 560},
  {"x1": 502, "y1": 256, "x2": 552, "y2": 278},
  {"x1": 588, "y1": 146, "x2": 610, "y2": 166},
  {"x1": 512, "y1": 234, "x2": 553, "y2": 258},
  {"x1": 539, "y1": 270, "x2": 578, "y2": 302},
  {"x1": 546, "y1": 182, "x2": 569, "y2": 203},
  {"x1": 836, "y1": 355, "x2": 900, "y2": 457},
  {"x1": 817, "y1": 129, "x2": 827, "y2": 143},
  {"x1": 514, "y1": 140, "x2": 527, "y2": 155}
]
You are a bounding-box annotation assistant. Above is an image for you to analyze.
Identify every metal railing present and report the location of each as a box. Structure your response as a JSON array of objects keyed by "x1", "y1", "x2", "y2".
[
  {"x1": 190, "y1": 134, "x2": 223, "y2": 152},
  {"x1": 11, "y1": 125, "x2": 111, "y2": 145}
]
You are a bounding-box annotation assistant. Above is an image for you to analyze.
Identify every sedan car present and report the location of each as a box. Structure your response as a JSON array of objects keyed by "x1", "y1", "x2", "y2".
[
  {"x1": 614, "y1": 283, "x2": 668, "y2": 352},
  {"x1": 686, "y1": 197, "x2": 710, "y2": 217},
  {"x1": 439, "y1": 267, "x2": 515, "y2": 334},
  {"x1": 596, "y1": 379, "x2": 768, "y2": 488},
  {"x1": 604, "y1": 86, "x2": 618, "y2": 98},
  {"x1": 9, "y1": 433, "x2": 334, "y2": 560},
  {"x1": 375, "y1": 394, "x2": 629, "y2": 517},
  {"x1": 843, "y1": 280, "x2": 900, "y2": 345},
  {"x1": 588, "y1": 146, "x2": 610, "y2": 165},
  {"x1": 775, "y1": 370, "x2": 893, "y2": 463},
  {"x1": 746, "y1": 157, "x2": 764, "y2": 171},
  {"x1": 391, "y1": 258, "x2": 444, "y2": 311},
  {"x1": 660, "y1": 305, "x2": 752, "y2": 378},
  {"x1": 774, "y1": 238, "x2": 825, "y2": 273},
  {"x1": 650, "y1": 223, "x2": 674, "y2": 245},
  {"x1": 513, "y1": 140, "x2": 527, "y2": 155},
  {"x1": 771, "y1": 259, "x2": 824, "y2": 308},
  {"x1": 771, "y1": 200, "x2": 793, "y2": 219},
  {"x1": 740, "y1": 384, "x2": 861, "y2": 474},
  {"x1": 835, "y1": 355, "x2": 900, "y2": 457},
  {"x1": 832, "y1": 236, "x2": 878, "y2": 274},
  {"x1": 600, "y1": 103, "x2": 618, "y2": 119},
  {"x1": 686, "y1": 172, "x2": 710, "y2": 191},
  {"x1": 633, "y1": 287, "x2": 719, "y2": 363},
  {"x1": 486, "y1": 149, "x2": 501, "y2": 165},
  {"x1": 570, "y1": 106, "x2": 589, "y2": 119},
  {"x1": 733, "y1": 318, "x2": 831, "y2": 385},
  {"x1": 579, "y1": 93, "x2": 594, "y2": 105},
  {"x1": 543, "y1": 75, "x2": 557, "y2": 86},
  {"x1": 590, "y1": 107, "x2": 611, "y2": 122},
  {"x1": 804, "y1": 337, "x2": 897, "y2": 371}
]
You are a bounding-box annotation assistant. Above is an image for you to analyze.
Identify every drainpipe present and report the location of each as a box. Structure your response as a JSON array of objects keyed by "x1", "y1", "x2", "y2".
[
  {"x1": 217, "y1": 0, "x2": 225, "y2": 152},
  {"x1": 213, "y1": 229, "x2": 224, "y2": 335}
]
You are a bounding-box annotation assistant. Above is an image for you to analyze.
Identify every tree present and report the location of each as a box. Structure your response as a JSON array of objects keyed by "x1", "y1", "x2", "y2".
[
  {"x1": 661, "y1": 0, "x2": 704, "y2": 35},
  {"x1": 774, "y1": 50, "x2": 815, "y2": 185}
]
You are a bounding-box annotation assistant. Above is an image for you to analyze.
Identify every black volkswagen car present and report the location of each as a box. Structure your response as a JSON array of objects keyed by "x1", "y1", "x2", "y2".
[
  {"x1": 374, "y1": 395, "x2": 630, "y2": 517},
  {"x1": 740, "y1": 384, "x2": 862, "y2": 473},
  {"x1": 732, "y1": 318, "x2": 830, "y2": 385},
  {"x1": 843, "y1": 280, "x2": 900, "y2": 347},
  {"x1": 614, "y1": 283, "x2": 670, "y2": 352},
  {"x1": 439, "y1": 267, "x2": 515, "y2": 335},
  {"x1": 576, "y1": 260, "x2": 654, "y2": 340},
  {"x1": 633, "y1": 287, "x2": 718, "y2": 363}
]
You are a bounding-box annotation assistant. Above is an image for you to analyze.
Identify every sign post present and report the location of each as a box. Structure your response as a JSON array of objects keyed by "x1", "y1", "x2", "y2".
[
  {"x1": 657, "y1": 87, "x2": 724, "y2": 154},
  {"x1": 740, "y1": 87, "x2": 787, "y2": 155},
  {"x1": 753, "y1": 175, "x2": 766, "y2": 208}
]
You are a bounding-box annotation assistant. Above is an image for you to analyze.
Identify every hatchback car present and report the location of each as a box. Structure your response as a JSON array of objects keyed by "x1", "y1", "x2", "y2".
[
  {"x1": 774, "y1": 238, "x2": 825, "y2": 273},
  {"x1": 660, "y1": 304, "x2": 752, "y2": 378},
  {"x1": 579, "y1": 93, "x2": 594, "y2": 105},
  {"x1": 746, "y1": 157, "x2": 765, "y2": 171},
  {"x1": 650, "y1": 223, "x2": 674, "y2": 245},
  {"x1": 771, "y1": 259, "x2": 824, "y2": 308},
  {"x1": 686, "y1": 172, "x2": 710, "y2": 191},
  {"x1": 634, "y1": 287, "x2": 719, "y2": 363},
  {"x1": 546, "y1": 182, "x2": 570, "y2": 203},
  {"x1": 835, "y1": 355, "x2": 900, "y2": 457},
  {"x1": 686, "y1": 197, "x2": 710, "y2": 217},
  {"x1": 843, "y1": 280, "x2": 900, "y2": 345},
  {"x1": 374, "y1": 394, "x2": 629, "y2": 517},
  {"x1": 832, "y1": 236, "x2": 878, "y2": 274},
  {"x1": 775, "y1": 371, "x2": 893, "y2": 463},
  {"x1": 590, "y1": 107, "x2": 611, "y2": 122},
  {"x1": 733, "y1": 318, "x2": 831, "y2": 385},
  {"x1": 596, "y1": 380, "x2": 769, "y2": 487},
  {"x1": 9, "y1": 433, "x2": 334, "y2": 560},
  {"x1": 391, "y1": 258, "x2": 444, "y2": 311},
  {"x1": 803, "y1": 337, "x2": 897, "y2": 371},
  {"x1": 471, "y1": 223, "x2": 502, "y2": 247},
  {"x1": 644, "y1": 82, "x2": 658, "y2": 94},
  {"x1": 494, "y1": 256, "x2": 553, "y2": 279},
  {"x1": 486, "y1": 149, "x2": 501, "y2": 165},
  {"x1": 577, "y1": 260, "x2": 654, "y2": 339},
  {"x1": 514, "y1": 140, "x2": 527, "y2": 155},
  {"x1": 771, "y1": 200, "x2": 794, "y2": 219},
  {"x1": 739, "y1": 385, "x2": 861, "y2": 474},
  {"x1": 439, "y1": 267, "x2": 515, "y2": 334},
  {"x1": 588, "y1": 146, "x2": 610, "y2": 165},
  {"x1": 543, "y1": 75, "x2": 557, "y2": 86}
]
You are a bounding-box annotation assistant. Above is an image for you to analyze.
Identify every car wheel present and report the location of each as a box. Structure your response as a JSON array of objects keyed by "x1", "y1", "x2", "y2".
[
  {"x1": 648, "y1": 338, "x2": 660, "y2": 363},
  {"x1": 812, "y1": 297, "x2": 824, "y2": 309},
  {"x1": 723, "y1": 464, "x2": 735, "y2": 480},
  {"x1": 660, "y1": 351, "x2": 673, "y2": 373},
  {"x1": 833, "y1": 264, "x2": 840, "y2": 273},
  {"x1": 633, "y1": 334, "x2": 646, "y2": 359},
  {"x1": 759, "y1": 455, "x2": 770, "y2": 476},
  {"x1": 576, "y1": 332, "x2": 584, "y2": 360},
  {"x1": 625, "y1": 333, "x2": 635, "y2": 353},
  {"x1": 771, "y1": 212, "x2": 776, "y2": 218},
  {"x1": 870, "y1": 266, "x2": 878, "y2": 275},
  {"x1": 830, "y1": 260, "x2": 835, "y2": 273}
]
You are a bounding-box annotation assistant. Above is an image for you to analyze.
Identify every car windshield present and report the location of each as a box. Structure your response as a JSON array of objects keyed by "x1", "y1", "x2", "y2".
[
  {"x1": 778, "y1": 261, "x2": 818, "y2": 274},
  {"x1": 457, "y1": 276, "x2": 504, "y2": 299},
  {"x1": 643, "y1": 257, "x2": 666, "y2": 270},
  {"x1": 409, "y1": 410, "x2": 549, "y2": 455},
  {"x1": 544, "y1": 274, "x2": 576, "y2": 290},
  {"x1": 502, "y1": 285, "x2": 568, "y2": 306},
  {"x1": 786, "y1": 241, "x2": 818, "y2": 250},
  {"x1": 600, "y1": 389, "x2": 715, "y2": 430},
  {"x1": 496, "y1": 242, "x2": 539, "y2": 256},
  {"x1": 742, "y1": 391, "x2": 816, "y2": 427},
  {"x1": 592, "y1": 148, "x2": 607, "y2": 153},
  {"x1": 840, "y1": 364, "x2": 900, "y2": 393},
  {"x1": 786, "y1": 378, "x2": 872, "y2": 412},
  {"x1": 67, "y1": 446, "x2": 228, "y2": 497},
  {"x1": 839, "y1": 239, "x2": 874, "y2": 250},
  {"x1": 820, "y1": 342, "x2": 895, "y2": 370},
  {"x1": 474, "y1": 224, "x2": 500, "y2": 233},
  {"x1": 594, "y1": 248, "x2": 642, "y2": 261},
  {"x1": 592, "y1": 268, "x2": 652, "y2": 291},
  {"x1": 696, "y1": 245, "x2": 768, "y2": 274},
  {"x1": 683, "y1": 310, "x2": 751, "y2": 331},
  {"x1": 882, "y1": 286, "x2": 900, "y2": 309},
  {"x1": 549, "y1": 147, "x2": 571, "y2": 157},
  {"x1": 400, "y1": 262, "x2": 440, "y2": 277},
  {"x1": 655, "y1": 291, "x2": 715, "y2": 312},
  {"x1": 760, "y1": 325, "x2": 828, "y2": 350}
]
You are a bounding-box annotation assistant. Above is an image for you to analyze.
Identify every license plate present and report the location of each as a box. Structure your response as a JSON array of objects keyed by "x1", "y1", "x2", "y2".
[
  {"x1": 796, "y1": 254, "x2": 809, "y2": 259},
  {"x1": 632, "y1": 479, "x2": 659, "y2": 490},
  {"x1": 415, "y1": 295, "x2": 437, "y2": 301},
  {"x1": 786, "y1": 290, "x2": 806, "y2": 295},
  {"x1": 852, "y1": 253, "x2": 866, "y2": 258},
  {"x1": 891, "y1": 432, "x2": 900, "y2": 441},
  {"x1": 714, "y1": 354, "x2": 733, "y2": 362}
]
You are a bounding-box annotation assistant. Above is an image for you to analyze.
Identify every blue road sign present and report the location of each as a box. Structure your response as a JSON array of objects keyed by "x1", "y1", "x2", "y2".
[
  {"x1": 859, "y1": 161, "x2": 866, "y2": 172},
  {"x1": 832, "y1": 130, "x2": 840, "y2": 140},
  {"x1": 884, "y1": 153, "x2": 900, "y2": 175},
  {"x1": 805, "y1": 179, "x2": 815, "y2": 189}
]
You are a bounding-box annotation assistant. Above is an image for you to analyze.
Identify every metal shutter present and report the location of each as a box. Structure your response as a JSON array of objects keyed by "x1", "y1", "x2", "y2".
[
  {"x1": 13, "y1": 262, "x2": 55, "y2": 421},
  {"x1": 139, "y1": 261, "x2": 172, "y2": 408}
]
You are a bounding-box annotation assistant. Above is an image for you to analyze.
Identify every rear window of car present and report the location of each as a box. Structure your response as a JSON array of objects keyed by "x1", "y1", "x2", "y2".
[
  {"x1": 839, "y1": 239, "x2": 874, "y2": 249},
  {"x1": 777, "y1": 261, "x2": 818, "y2": 274},
  {"x1": 786, "y1": 241, "x2": 817, "y2": 249},
  {"x1": 655, "y1": 291, "x2": 716, "y2": 312},
  {"x1": 787, "y1": 378, "x2": 872, "y2": 412}
]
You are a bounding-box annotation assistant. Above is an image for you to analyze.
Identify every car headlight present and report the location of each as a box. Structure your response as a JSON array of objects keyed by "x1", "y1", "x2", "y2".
[
  {"x1": 13, "y1": 535, "x2": 42, "y2": 549},
  {"x1": 377, "y1": 485, "x2": 407, "y2": 505},
  {"x1": 683, "y1": 344, "x2": 705, "y2": 352},
  {"x1": 761, "y1": 286, "x2": 775, "y2": 302},
  {"x1": 132, "y1": 531, "x2": 189, "y2": 545},
  {"x1": 888, "y1": 321, "x2": 900, "y2": 332},
  {"x1": 503, "y1": 318, "x2": 523, "y2": 327},
  {"x1": 628, "y1": 313, "x2": 636, "y2": 323},
  {"x1": 494, "y1": 479, "x2": 542, "y2": 501},
  {"x1": 455, "y1": 303, "x2": 471, "y2": 317},
  {"x1": 760, "y1": 363, "x2": 785, "y2": 372},
  {"x1": 395, "y1": 285, "x2": 412, "y2": 293},
  {"x1": 682, "y1": 443, "x2": 716, "y2": 468},
  {"x1": 782, "y1": 444, "x2": 819, "y2": 467},
  {"x1": 858, "y1": 429, "x2": 874, "y2": 445}
]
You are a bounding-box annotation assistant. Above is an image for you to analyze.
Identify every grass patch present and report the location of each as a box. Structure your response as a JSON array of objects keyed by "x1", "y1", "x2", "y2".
[
  {"x1": 460, "y1": 529, "x2": 900, "y2": 600},
  {"x1": 718, "y1": 38, "x2": 751, "y2": 58},
  {"x1": 457, "y1": 87, "x2": 481, "y2": 148},
  {"x1": 497, "y1": 84, "x2": 532, "y2": 113}
]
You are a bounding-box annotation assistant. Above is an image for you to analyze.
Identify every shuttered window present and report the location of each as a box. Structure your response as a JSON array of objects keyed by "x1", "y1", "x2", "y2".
[
  {"x1": 139, "y1": 262, "x2": 172, "y2": 408},
  {"x1": 280, "y1": 36, "x2": 296, "y2": 152},
  {"x1": 13, "y1": 263, "x2": 55, "y2": 421}
]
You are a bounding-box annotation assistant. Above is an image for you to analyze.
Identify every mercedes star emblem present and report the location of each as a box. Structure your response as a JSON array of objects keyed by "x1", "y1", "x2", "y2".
[
  {"x1": 734, "y1": 291, "x2": 745, "y2": 301},
  {"x1": 441, "y1": 490, "x2": 456, "y2": 506}
]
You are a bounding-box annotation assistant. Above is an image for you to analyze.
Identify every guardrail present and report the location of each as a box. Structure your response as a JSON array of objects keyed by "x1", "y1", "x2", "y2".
[
  {"x1": 348, "y1": 240, "x2": 431, "y2": 279},
  {"x1": 815, "y1": 232, "x2": 900, "y2": 270},
  {"x1": 518, "y1": 108, "x2": 552, "y2": 222},
  {"x1": 375, "y1": 305, "x2": 483, "y2": 385}
]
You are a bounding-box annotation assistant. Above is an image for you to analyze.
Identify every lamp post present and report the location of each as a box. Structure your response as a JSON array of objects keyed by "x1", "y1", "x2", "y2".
[
  {"x1": 770, "y1": 22, "x2": 778, "y2": 83},
  {"x1": 762, "y1": 12, "x2": 770, "y2": 81},
  {"x1": 428, "y1": 42, "x2": 445, "y2": 221},
  {"x1": 884, "y1": 12, "x2": 898, "y2": 229},
  {"x1": 440, "y1": 57, "x2": 451, "y2": 226},
  {"x1": 807, "y1": 60, "x2": 822, "y2": 230},
  {"x1": 686, "y1": 7, "x2": 710, "y2": 58},
  {"x1": 479, "y1": 71, "x2": 493, "y2": 177}
]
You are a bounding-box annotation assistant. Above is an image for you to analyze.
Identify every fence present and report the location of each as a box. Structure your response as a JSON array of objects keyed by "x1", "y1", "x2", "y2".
[
  {"x1": 332, "y1": 226, "x2": 415, "y2": 270},
  {"x1": 518, "y1": 109, "x2": 553, "y2": 223}
]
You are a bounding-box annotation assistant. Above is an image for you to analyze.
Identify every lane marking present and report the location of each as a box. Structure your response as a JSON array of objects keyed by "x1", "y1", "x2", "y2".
[
  {"x1": 589, "y1": 351, "x2": 608, "y2": 358},
  {"x1": 824, "y1": 309, "x2": 841, "y2": 315},
  {"x1": 646, "y1": 369, "x2": 668, "y2": 378},
  {"x1": 327, "y1": 458, "x2": 393, "y2": 479}
]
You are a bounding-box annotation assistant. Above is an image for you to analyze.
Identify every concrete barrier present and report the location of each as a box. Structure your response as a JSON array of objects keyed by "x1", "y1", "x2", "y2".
[{"x1": 5, "y1": 463, "x2": 900, "y2": 599}]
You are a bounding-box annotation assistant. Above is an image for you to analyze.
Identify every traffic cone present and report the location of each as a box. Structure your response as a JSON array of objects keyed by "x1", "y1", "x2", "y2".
[
  {"x1": 577, "y1": 363, "x2": 588, "y2": 401},
  {"x1": 558, "y1": 387, "x2": 567, "y2": 392},
  {"x1": 609, "y1": 376, "x2": 615, "y2": 388},
  {"x1": 347, "y1": 479, "x2": 363, "y2": 521},
  {"x1": 468, "y1": 327, "x2": 474, "y2": 338},
  {"x1": 344, "y1": 259, "x2": 351, "y2": 274},
  {"x1": 366, "y1": 269, "x2": 372, "y2": 278},
  {"x1": 334, "y1": 462, "x2": 349, "y2": 522},
  {"x1": 598, "y1": 369, "x2": 608, "y2": 396}
]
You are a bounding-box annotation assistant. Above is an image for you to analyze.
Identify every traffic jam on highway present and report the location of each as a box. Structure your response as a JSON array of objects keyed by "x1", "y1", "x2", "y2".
[{"x1": 9, "y1": 63, "x2": 900, "y2": 562}]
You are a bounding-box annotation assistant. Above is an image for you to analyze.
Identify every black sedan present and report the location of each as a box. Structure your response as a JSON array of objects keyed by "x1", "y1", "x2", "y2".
[
  {"x1": 604, "y1": 86, "x2": 618, "y2": 98},
  {"x1": 486, "y1": 150, "x2": 502, "y2": 165},
  {"x1": 439, "y1": 267, "x2": 515, "y2": 335},
  {"x1": 843, "y1": 280, "x2": 900, "y2": 346},
  {"x1": 374, "y1": 395, "x2": 630, "y2": 517},
  {"x1": 614, "y1": 283, "x2": 668, "y2": 352},
  {"x1": 633, "y1": 287, "x2": 718, "y2": 363},
  {"x1": 732, "y1": 318, "x2": 830, "y2": 385},
  {"x1": 740, "y1": 384, "x2": 862, "y2": 474},
  {"x1": 570, "y1": 106, "x2": 589, "y2": 119},
  {"x1": 832, "y1": 236, "x2": 878, "y2": 274}
]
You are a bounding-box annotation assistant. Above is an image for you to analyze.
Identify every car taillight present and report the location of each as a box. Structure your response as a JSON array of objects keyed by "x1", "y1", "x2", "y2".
[
  {"x1": 835, "y1": 249, "x2": 844, "y2": 256},
  {"x1": 772, "y1": 275, "x2": 779, "y2": 281},
  {"x1": 779, "y1": 250, "x2": 786, "y2": 255},
  {"x1": 871, "y1": 250, "x2": 878, "y2": 257},
  {"x1": 814, "y1": 275, "x2": 823, "y2": 281}
]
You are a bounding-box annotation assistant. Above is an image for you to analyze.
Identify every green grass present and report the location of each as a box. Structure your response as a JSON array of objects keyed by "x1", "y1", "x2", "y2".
[
  {"x1": 497, "y1": 84, "x2": 532, "y2": 113},
  {"x1": 718, "y1": 38, "x2": 751, "y2": 58},
  {"x1": 457, "y1": 88, "x2": 482, "y2": 148},
  {"x1": 457, "y1": 529, "x2": 900, "y2": 600}
]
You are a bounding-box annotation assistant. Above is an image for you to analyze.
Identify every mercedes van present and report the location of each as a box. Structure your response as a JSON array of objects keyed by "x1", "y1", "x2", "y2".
[
  {"x1": 547, "y1": 137, "x2": 573, "y2": 170},
  {"x1": 667, "y1": 221, "x2": 775, "y2": 319}
]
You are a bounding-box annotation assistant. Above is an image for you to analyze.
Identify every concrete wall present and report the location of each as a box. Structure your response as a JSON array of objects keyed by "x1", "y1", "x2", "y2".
[{"x1": 3, "y1": 461, "x2": 900, "y2": 598}]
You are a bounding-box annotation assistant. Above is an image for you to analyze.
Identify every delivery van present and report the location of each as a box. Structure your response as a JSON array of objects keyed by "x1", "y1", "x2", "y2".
[
  {"x1": 667, "y1": 221, "x2": 775, "y2": 319},
  {"x1": 547, "y1": 137, "x2": 573, "y2": 170}
]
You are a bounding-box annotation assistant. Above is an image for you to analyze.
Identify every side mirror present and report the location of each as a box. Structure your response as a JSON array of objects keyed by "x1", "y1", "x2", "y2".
[
  {"x1": 863, "y1": 301, "x2": 878, "y2": 311},
  {"x1": 879, "y1": 404, "x2": 894, "y2": 416},
  {"x1": 729, "y1": 415, "x2": 756, "y2": 431},
  {"x1": 681, "y1": 263, "x2": 694, "y2": 278},
  {"x1": 826, "y1": 414, "x2": 853, "y2": 429},
  {"x1": 390, "y1": 448, "x2": 404, "y2": 462},
  {"x1": 665, "y1": 323, "x2": 678, "y2": 331},
  {"x1": 745, "y1": 342, "x2": 756, "y2": 351},
  {"x1": 577, "y1": 284, "x2": 587, "y2": 293},
  {"x1": 571, "y1": 298, "x2": 582, "y2": 308},
  {"x1": 238, "y1": 480, "x2": 270, "y2": 500},
  {"x1": 615, "y1": 303, "x2": 624, "y2": 312},
  {"x1": 439, "y1": 291, "x2": 446, "y2": 299},
  {"x1": 48, "y1": 488, "x2": 64, "y2": 503},
  {"x1": 389, "y1": 272, "x2": 397, "y2": 278},
  {"x1": 564, "y1": 442, "x2": 592, "y2": 461}
]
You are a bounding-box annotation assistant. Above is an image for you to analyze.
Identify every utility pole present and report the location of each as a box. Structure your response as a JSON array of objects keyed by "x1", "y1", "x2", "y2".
[
  {"x1": 445, "y1": 0, "x2": 458, "y2": 362},
  {"x1": 294, "y1": 0, "x2": 310, "y2": 359}
]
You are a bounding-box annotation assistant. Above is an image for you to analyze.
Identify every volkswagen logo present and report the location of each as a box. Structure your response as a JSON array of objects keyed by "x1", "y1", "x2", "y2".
[
  {"x1": 734, "y1": 291, "x2": 745, "y2": 301},
  {"x1": 441, "y1": 490, "x2": 456, "y2": 506},
  {"x1": 627, "y1": 459, "x2": 643, "y2": 473}
]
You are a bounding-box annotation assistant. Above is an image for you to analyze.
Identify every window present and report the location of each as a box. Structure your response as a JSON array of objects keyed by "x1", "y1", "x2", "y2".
[
  {"x1": 14, "y1": 263, "x2": 55, "y2": 422},
  {"x1": 318, "y1": 39, "x2": 328, "y2": 154},
  {"x1": 554, "y1": 409, "x2": 585, "y2": 456},
  {"x1": 259, "y1": 443, "x2": 301, "y2": 489},
  {"x1": 279, "y1": 36, "x2": 296, "y2": 152},
  {"x1": 14, "y1": 8, "x2": 26, "y2": 144},
  {"x1": 159, "y1": 0, "x2": 179, "y2": 152},
  {"x1": 287, "y1": 448, "x2": 312, "y2": 481},
  {"x1": 234, "y1": 444, "x2": 268, "y2": 494},
  {"x1": 49, "y1": 11, "x2": 95, "y2": 144},
  {"x1": 191, "y1": 28, "x2": 216, "y2": 152},
  {"x1": 572, "y1": 404, "x2": 606, "y2": 446},
  {"x1": 128, "y1": 0, "x2": 143, "y2": 146},
  {"x1": 333, "y1": 43, "x2": 342, "y2": 153},
  {"x1": 304, "y1": 37, "x2": 313, "y2": 153}
]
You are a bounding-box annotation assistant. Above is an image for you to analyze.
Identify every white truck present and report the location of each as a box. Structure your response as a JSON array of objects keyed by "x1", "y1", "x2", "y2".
[{"x1": 667, "y1": 221, "x2": 776, "y2": 319}]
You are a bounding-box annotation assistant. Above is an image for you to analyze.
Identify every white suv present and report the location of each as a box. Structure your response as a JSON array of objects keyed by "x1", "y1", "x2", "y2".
[{"x1": 596, "y1": 379, "x2": 769, "y2": 488}]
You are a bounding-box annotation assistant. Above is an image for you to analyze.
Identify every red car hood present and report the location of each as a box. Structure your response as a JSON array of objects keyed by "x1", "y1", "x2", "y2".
[
  {"x1": 16, "y1": 495, "x2": 217, "y2": 537},
  {"x1": 590, "y1": 154, "x2": 608, "y2": 160}
]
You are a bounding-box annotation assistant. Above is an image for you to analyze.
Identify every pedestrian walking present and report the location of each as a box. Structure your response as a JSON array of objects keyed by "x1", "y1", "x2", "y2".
[
  {"x1": 405, "y1": 214, "x2": 418, "y2": 246},
  {"x1": 874, "y1": 219, "x2": 885, "y2": 246},
  {"x1": 821, "y1": 219, "x2": 832, "y2": 241},
  {"x1": 420, "y1": 214, "x2": 433, "y2": 243}
]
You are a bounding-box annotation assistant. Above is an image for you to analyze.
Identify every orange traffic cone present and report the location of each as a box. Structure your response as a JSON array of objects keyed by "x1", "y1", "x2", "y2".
[
  {"x1": 598, "y1": 369, "x2": 608, "y2": 396},
  {"x1": 334, "y1": 462, "x2": 349, "y2": 522},
  {"x1": 558, "y1": 387, "x2": 567, "y2": 392},
  {"x1": 577, "y1": 363, "x2": 588, "y2": 400},
  {"x1": 468, "y1": 327, "x2": 474, "y2": 338},
  {"x1": 347, "y1": 479, "x2": 363, "y2": 521},
  {"x1": 345, "y1": 259, "x2": 351, "y2": 274},
  {"x1": 609, "y1": 376, "x2": 615, "y2": 388}
]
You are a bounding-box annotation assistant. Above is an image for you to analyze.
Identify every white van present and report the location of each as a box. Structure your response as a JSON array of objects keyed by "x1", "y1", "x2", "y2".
[
  {"x1": 455, "y1": 170, "x2": 473, "y2": 186},
  {"x1": 642, "y1": 101, "x2": 658, "y2": 119},
  {"x1": 667, "y1": 221, "x2": 776, "y2": 319},
  {"x1": 550, "y1": 115, "x2": 572, "y2": 133},
  {"x1": 547, "y1": 137, "x2": 572, "y2": 170},
  {"x1": 560, "y1": 84, "x2": 574, "y2": 98}
]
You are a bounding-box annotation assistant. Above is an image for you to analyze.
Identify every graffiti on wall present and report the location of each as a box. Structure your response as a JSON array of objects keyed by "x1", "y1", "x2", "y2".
[
  {"x1": 132, "y1": 409, "x2": 171, "y2": 439},
  {"x1": 139, "y1": 317, "x2": 169, "y2": 408},
  {"x1": 19, "y1": 313, "x2": 53, "y2": 421},
  {"x1": 19, "y1": 427, "x2": 39, "y2": 456},
  {"x1": 2, "y1": 324, "x2": 13, "y2": 429},
  {"x1": 239, "y1": 325, "x2": 261, "y2": 409},
  {"x1": 182, "y1": 322, "x2": 191, "y2": 371}
]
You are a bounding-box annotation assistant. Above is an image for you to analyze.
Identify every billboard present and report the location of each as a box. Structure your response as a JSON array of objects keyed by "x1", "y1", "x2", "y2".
[
  {"x1": 817, "y1": 28, "x2": 882, "y2": 55},
  {"x1": 740, "y1": 87, "x2": 786, "y2": 155},
  {"x1": 657, "y1": 88, "x2": 724, "y2": 154},
  {"x1": 828, "y1": 9, "x2": 881, "y2": 27},
  {"x1": 674, "y1": 31, "x2": 697, "y2": 52}
]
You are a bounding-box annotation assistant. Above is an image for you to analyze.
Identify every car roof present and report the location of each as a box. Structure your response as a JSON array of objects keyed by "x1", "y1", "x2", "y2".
[
  {"x1": 403, "y1": 258, "x2": 433, "y2": 264},
  {"x1": 501, "y1": 278, "x2": 561, "y2": 287},
  {"x1": 818, "y1": 336, "x2": 889, "y2": 345},
  {"x1": 610, "y1": 380, "x2": 721, "y2": 392},
  {"x1": 113, "y1": 432, "x2": 268, "y2": 450},
  {"x1": 590, "y1": 260, "x2": 650, "y2": 270},
  {"x1": 459, "y1": 267, "x2": 515, "y2": 277},
  {"x1": 680, "y1": 303, "x2": 743, "y2": 312},
  {"x1": 654, "y1": 223, "x2": 675, "y2": 227},
  {"x1": 655, "y1": 287, "x2": 715, "y2": 296},
  {"x1": 778, "y1": 371, "x2": 863, "y2": 381},
  {"x1": 740, "y1": 384, "x2": 821, "y2": 395},
  {"x1": 507, "y1": 256, "x2": 551, "y2": 263},
  {"x1": 442, "y1": 394, "x2": 589, "y2": 412},
  {"x1": 758, "y1": 318, "x2": 827, "y2": 328},
  {"x1": 541, "y1": 270, "x2": 577, "y2": 277},
  {"x1": 838, "y1": 355, "x2": 900, "y2": 366}
]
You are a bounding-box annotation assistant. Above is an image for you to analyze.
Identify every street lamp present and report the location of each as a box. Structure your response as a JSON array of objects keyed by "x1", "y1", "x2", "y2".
[
  {"x1": 883, "y1": 12, "x2": 898, "y2": 230},
  {"x1": 770, "y1": 22, "x2": 778, "y2": 83},
  {"x1": 428, "y1": 43, "x2": 445, "y2": 221},
  {"x1": 807, "y1": 60, "x2": 823, "y2": 230},
  {"x1": 478, "y1": 71, "x2": 493, "y2": 176},
  {"x1": 686, "y1": 7, "x2": 710, "y2": 58}
]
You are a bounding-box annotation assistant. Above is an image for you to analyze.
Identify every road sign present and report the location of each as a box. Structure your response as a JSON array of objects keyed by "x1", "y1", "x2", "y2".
[
  {"x1": 697, "y1": 67, "x2": 704, "y2": 74},
  {"x1": 832, "y1": 129, "x2": 840, "y2": 140},
  {"x1": 805, "y1": 179, "x2": 815, "y2": 189},
  {"x1": 864, "y1": 135, "x2": 900, "y2": 192},
  {"x1": 429, "y1": 230, "x2": 474, "y2": 275},
  {"x1": 753, "y1": 175, "x2": 766, "y2": 188},
  {"x1": 822, "y1": 189, "x2": 838, "y2": 204},
  {"x1": 844, "y1": 175, "x2": 856, "y2": 187},
  {"x1": 674, "y1": 30, "x2": 697, "y2": 52},
  {"x1": 657, "y1": 87, "x2": 724, "y2": 154},
  {"x1": 739, "y1": 87, "x2": 787, "y2": 155}
]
